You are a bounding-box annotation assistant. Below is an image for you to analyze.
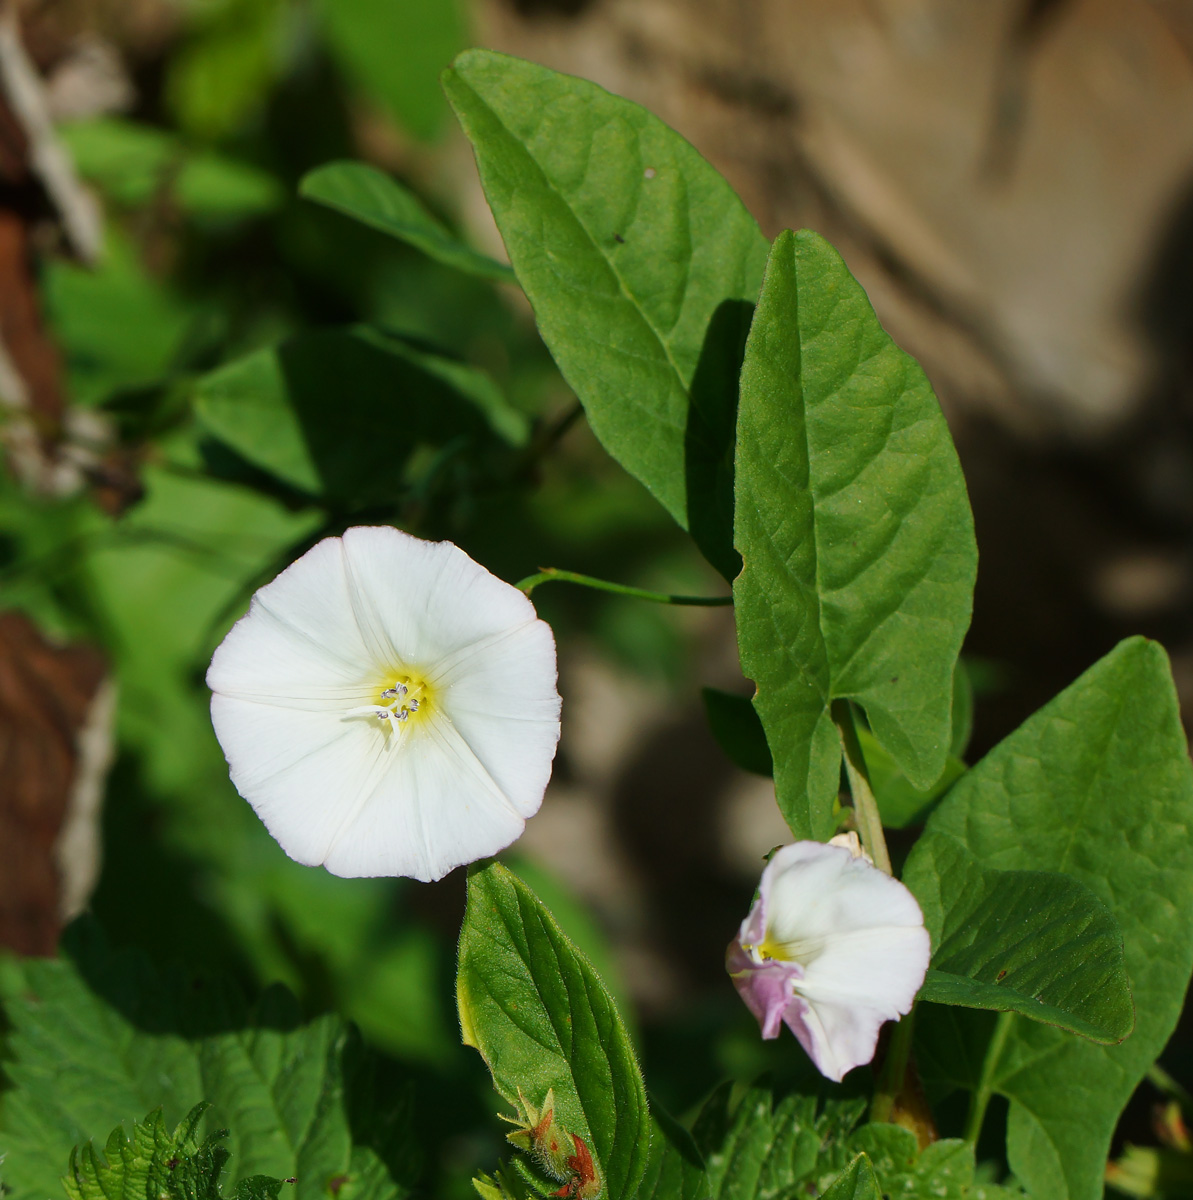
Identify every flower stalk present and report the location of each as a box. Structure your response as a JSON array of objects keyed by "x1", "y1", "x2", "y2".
[
  {"x1": 516, "y1": 566, "x2": 733, "y2": 607},
  {"x1": 832, "y1": 699, "x2": 892, "y2": 876}
]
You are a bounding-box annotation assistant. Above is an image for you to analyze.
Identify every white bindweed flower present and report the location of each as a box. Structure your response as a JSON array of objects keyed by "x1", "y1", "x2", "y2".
[
  {"x1": 727, "y1": 840, "x2": 930, "y2": 1082},
  {"x1": 206, "y1": 526, "x2": 561, "y2": 881}
]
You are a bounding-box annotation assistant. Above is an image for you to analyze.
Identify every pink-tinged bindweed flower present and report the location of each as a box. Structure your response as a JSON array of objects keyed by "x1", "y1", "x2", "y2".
[
  {"x1": 206, "y1": 526, "x2": 561, "y2": 881},
  {"x1": 727, "y1": 839, "x2": 930, "y2": 1082}
]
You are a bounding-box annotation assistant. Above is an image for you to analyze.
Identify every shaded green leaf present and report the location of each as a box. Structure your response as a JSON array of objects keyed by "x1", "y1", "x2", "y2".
[
  {"x1": 632, "y1": 1107, "x2": 709, "y2": 1200},
  {"x1": 905, "y1": 833, "x2": 1133, "y2": 1042},
  {"x1": 60, "y1": 119, "x2": 282, "y2": 219},
  {"x1": 857, "y1": 727, "x2": 964, "y2": 829},
  {"x1": 300, "y1": 162, "x2": 514, "y2": 282},
  {"x1": 443, "y1": 49, "x2": 769, "y2": 579},
  {"x1": 917, "y1": 637, "x2": 1193, "y2": 1200},
  {"x1": 46, "y1": 234, "x2": 197, "y2": 406},
  {"x1": 317, "y1": 0, "x2": 463, "y2": 141},
  {"x1": 950, "y1": 660, "x2": 975, "y2": 759},
  {"x1": 702, "y1": 688, "x2": 773, "y2": 777},
  {"x1": 193, "y1": 326, "x2": 527, "y2": 503},
  {"x1": 166, "y1": 0, "x2": 287, "y2": 141},
  {"x1": 457, "y1": 862, "x2": 650, "y2": 1200},
  {"x1": 0, "y1": 922, "x2": 412, "y2": 1200},
  {"x1": 733, "y1": 228, "x2": 976, "y2": 839}
]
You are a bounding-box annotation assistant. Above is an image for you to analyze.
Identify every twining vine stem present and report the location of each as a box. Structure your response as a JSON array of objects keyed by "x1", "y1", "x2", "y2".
[
  {"x1": 964, "y1": 1010, "x2": 1016, "y2": 1145},
  {"x1": 516, "y1": 566, "x2": 734, "y2": 607}
]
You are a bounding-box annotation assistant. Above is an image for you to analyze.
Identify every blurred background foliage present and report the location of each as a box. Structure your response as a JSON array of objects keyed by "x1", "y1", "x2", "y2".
[{"x1": 5, "y1": 0, "x2": 1193, "y2": 1195}]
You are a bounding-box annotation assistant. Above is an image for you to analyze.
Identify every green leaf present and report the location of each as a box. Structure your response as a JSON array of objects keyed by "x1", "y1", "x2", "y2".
[
  {"x1": 166, "y1": 0, "x2": 288, "y2": 141},
  {"x1": 443, "y1": 49, "x2": 770, "y2": 580},
  {"x1": 45, "y1": 233, "x2": 197, "y2": 405},
  {"x1": 632, "y1": 1107, "x2": 709, "y2": 1200},
  {"x1": 950, "y1": 660, "x2": 975, "y2": 759},
  {"x1": 905, "y1": 833, "x2": 1134, "y2": 1042},
  {"x1": 702, "y1": 688, "x2": 773, "y2": 776},
  {"x1": 300, "y1": 162, "x2": 514, "y2": 282},
  {"x1": 856, "y1": 728, "x2": 964, "y2": 829},
  {"x1": 0, "y1": 922, "x2": 412, "y2": 1200},
  {"x1": 690, "y1": 1082, "x2": 865, "y2": 1200},
  {"x1": 193, "y1": 326, "x2": 528, "y2": 502},
  {"x1": 317, "y1": 0, "x2": 463, "y2": 141},
  {"x1": 690, "y1": 1084, "x2": 1016, "y2": 1200},
  {"x1": 818, "y1": 1155, "x2": 880, "y2": 1200},
  {"x1": 59, "y1": 119, "x2": 282, "y2": 219},
  {"x1": 456, "y1": 862, "x2": 650, "y2": 1200},
  {"x1": 733, "y1": 229, "x2": 977, "y2": 839},
  {"x1": 63, "y1": 1103, "x2": 287, "y2": 1200},
  {"x1": 846, "y1": 1126, "x2": 1021, "y2": 1200},
  {"x1": 917, "y1": 636, "x2": 1193, "y2": 1200}
]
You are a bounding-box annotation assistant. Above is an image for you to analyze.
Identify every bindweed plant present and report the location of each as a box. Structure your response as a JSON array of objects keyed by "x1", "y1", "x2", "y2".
[{"x1": 1, "y1": 46, "x2": 1191, "y2": 1200}]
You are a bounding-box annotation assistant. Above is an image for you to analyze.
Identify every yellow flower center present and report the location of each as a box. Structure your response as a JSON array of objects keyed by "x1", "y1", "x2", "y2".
[
  {"x1": 377, "y1": 671, "x2": 434, "y2": 727},
  {"x1": 743, "y1": 933, "x2": 826, "y2": 968},
  {"x1": 344, "y1": 669, "x2": 437, "y2": 738}
]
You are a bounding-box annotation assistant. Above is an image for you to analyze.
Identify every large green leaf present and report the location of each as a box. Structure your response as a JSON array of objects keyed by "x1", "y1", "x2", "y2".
[
  {"x1": 193, "y1": 326, "x2": 527, "y2": 503},
  {"x1": 443, "y1": 50, "x2": 770, "y2": 580},
  {"x1": 0, "y1": 923, "x2": 411, "y2": 1200},
  {"x1": 733, "y1": 229, "x2": 976, "y2": 839},
  {"x1": 905, "y1": 833, "x2": 1133, "y2": 1042},
  {"x1": 300, "y1": 162, "x2": 514, "y2": 282},
  {"x1": 456, "y1": 862, "x2": 650, "y2": 1200},
  {"x1": 916, "y1": 636, "x2": 1193, "y2": 1200}
]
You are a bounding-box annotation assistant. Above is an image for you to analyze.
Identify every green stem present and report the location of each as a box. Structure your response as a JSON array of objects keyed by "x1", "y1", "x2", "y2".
[
  {"x1": 870, "y1": 1004, "x2": 916, "y2": 1124},
  {"x1": 832, "y1": 700, "x2": 892, "y2": 875},
  {"x1": 964, "y1": 1011, "x2": 1016, "y2": 1145},
  {"x1": 515, "y1": 567, "x2": 733, "y2": 607}
]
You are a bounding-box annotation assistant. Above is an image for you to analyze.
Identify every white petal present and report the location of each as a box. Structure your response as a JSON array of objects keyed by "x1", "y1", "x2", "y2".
[
  {"x1": 211, "y1": 694, "x2": 390, "y2": 866},
  {"x1": 763, "y1": 842, "x2": 924, "y2": 953},
  {"x1": 800, "y1": 926, "x2": 931, "y2": 1014},
  {"x1": 437, "y1": 619, "x2": 560, "y2": 817},
  {"x1": 207, "y1": 536, "x2": 376, "y2": 702},
  {"x1": 340, "y1": 526, "x2": 542, "y2": 666},
  {"x1": 740, "y1": 840, "x2": 930, "y2": 1082},
  {"x1": 322, "y1": 714, "x2": 526, "y2": 881},
  {"x1": 784, "y1": 992, "x2": 887, "y2": 1084}
]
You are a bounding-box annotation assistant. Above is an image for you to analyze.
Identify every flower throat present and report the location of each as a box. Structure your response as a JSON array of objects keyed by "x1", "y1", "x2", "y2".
[{"x1": 344, "y1": 672, "x2": 433, "y2": 738}]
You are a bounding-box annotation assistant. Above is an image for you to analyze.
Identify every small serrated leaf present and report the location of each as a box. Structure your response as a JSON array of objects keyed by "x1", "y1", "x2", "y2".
[{"x1": 62, "y1": 1103, "x2": 270, "y2": 1200}]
